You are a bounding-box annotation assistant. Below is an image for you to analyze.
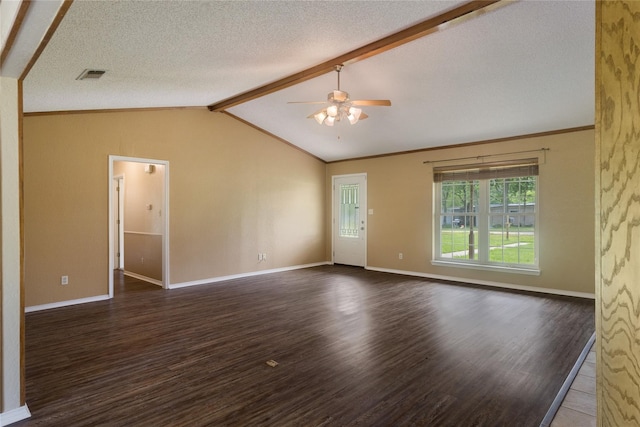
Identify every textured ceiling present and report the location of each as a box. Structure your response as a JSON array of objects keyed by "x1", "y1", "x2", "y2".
[
  {"x1": 23, "y1": 0, "x2": 595, "y2": 162},
  {"x1": 24, "y1": 0, "x2": 454, "y2": 110}
]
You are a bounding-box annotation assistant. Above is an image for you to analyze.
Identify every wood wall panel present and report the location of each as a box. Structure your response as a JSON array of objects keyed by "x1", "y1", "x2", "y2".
[{"x1": 596, "y1": 2, "x2": 640, "y2": 425}]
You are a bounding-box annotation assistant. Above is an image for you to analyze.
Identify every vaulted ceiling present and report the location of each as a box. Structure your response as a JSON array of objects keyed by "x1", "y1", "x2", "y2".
[{"x1": 21, "y1": 0, "x2": 594, "y2": 162}]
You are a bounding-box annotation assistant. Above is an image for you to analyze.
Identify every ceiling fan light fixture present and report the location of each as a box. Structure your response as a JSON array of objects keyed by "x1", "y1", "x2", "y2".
[
  {"x1": 314, "y1": 110, "x2": 327, "y2": 124},
  {"x1": 347, "y1": 107, "x2": 362, "y2": 124},
  {"x1": 290, "y1": 64, "x2": 390, "y2": 126}
]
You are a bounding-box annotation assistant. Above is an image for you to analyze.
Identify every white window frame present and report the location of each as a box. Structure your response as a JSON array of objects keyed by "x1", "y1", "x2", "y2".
[{"x1": 432, "y1": 176, "x2": 540, "y2": 275}]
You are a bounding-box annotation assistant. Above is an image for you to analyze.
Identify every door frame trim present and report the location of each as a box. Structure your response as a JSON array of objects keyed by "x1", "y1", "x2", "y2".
[
  {"x1": 331, "y1": 173, "x2": 367, "y2": 267},
  {"x1": 108, "y1": 156, "x2": 170, "y2": 297},
  {"x1": 113, "y1": 174, "x2": 125, "y2": 270}
]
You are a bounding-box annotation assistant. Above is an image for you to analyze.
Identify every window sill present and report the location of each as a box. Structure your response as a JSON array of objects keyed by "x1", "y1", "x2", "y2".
[{"x1": 431, "y1": 259, "x2": 540, "y2": 276}]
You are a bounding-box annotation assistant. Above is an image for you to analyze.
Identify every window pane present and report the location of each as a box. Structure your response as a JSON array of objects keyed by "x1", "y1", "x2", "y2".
[
  {"x1": 488, "y1": 217, "x2": 535, "y2": 265},
  {"x1": 441, "y1": 181, "x2": 478, "y2": 213},
  {"x1": 441, "y1": 182, "x2": 455, "y2": 213},
  {"x1": 440, "y1": 215, "x2": 478, "y2": 260},
  {"x1": 517, "y1": 218, "x2": 536, "y2": 264},
  {"x1": 489, "y1": 179, "x2": 507, "y2": 211},
  {"x1": 487, "y1": 177, "x2": 536, "y2": 266},
  {"x1": 437, "y1": 176, "x2": 537, "y2": 268},
  {"x1": 439, "y1": 179, "x2": 480, "y2": 260},
  {"x1": 339, "y1": 184, "x2": 359, "y2": 238}
]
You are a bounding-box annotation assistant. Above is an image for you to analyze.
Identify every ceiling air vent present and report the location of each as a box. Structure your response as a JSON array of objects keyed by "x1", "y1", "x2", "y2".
[{"x1": 76, "y1": 69, "x2": 106, "y2": 80}]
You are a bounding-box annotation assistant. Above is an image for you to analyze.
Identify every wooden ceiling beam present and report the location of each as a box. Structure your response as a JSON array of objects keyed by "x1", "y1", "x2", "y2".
[
  {"x1": 19, "y1": 0, "x2": 74, "y2": 81},
  {"x1": 0, "y1": 1, "x2": 32, "y2": 69},
  {"x1": 207, "y1": 0, "x2": 509, "y2": 112}
]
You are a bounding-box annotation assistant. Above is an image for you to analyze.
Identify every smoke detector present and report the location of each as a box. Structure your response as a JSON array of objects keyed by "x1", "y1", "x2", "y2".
[{"x1": 76, "y1": 69, "x2": 106, "y2": 80}]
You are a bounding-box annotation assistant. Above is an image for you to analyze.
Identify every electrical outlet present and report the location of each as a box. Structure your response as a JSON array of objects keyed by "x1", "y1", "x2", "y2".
[
  {"x1": 262, "y1": 253, "x2": 267, "y2": 260},
  {"x1": 399, "y1": 252, "x2": 403, "y2": 260},
  {"x1": 61, "y1": 275, "x2": 69, "y2": 285},
  {"x1": 258, "y1": 253, "x2": 262, "y2": 261}
]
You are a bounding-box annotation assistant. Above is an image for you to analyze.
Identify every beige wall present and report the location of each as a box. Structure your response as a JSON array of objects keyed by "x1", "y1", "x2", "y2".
[
  {"x1": 327, "y1": 129, "x2": 595, "y2": 295},
  {"x1": 23, "y1": 109, "x2": 326, "y2": 306},
  {"x1": 23, "y1": 108, "x2": 594, "y2": 308}
]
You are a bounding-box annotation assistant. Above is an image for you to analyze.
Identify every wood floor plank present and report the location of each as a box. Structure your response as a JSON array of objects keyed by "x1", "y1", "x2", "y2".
[
  {"x1": 16, "y1": 266, "x2": 594, "y2": 426},
  {"x1": 550, "y1": 406, "x2": 597, "y2": 427},
  {"x1": 562, "y1": 389, "x2": 597, "y2": 417},
  {"x1": 570, "y1": 373, "x2": 597, "y2": 395},
  {"x1": 579, "y1": 361, "x2": 596, "y2": 379}
]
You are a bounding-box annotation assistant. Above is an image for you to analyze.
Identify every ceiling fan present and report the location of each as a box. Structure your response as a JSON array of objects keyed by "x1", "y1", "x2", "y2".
[{"x1": 288, "y1": 65, "x2": 391, "y2": 126}]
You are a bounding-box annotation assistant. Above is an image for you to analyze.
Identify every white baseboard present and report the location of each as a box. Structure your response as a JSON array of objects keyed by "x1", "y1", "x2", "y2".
[
  {"x1": 123, "y1": 271, "x2": 163, "y2": 287},
  {"x1": 25, "y1": 294, "x2": 110, "y2": 313},
  {"x1": 24, "y1": 263, "x2": 332, "y2": 311},
  {"x1": 169, "y1": 262, "x2": 331, "y2": 289},
  {"x1": 366, "y1": 266, "x2": 595, "y2": 299},
  {"x1": 1, "y1": 405, "x2": 31, "y2": 426}
]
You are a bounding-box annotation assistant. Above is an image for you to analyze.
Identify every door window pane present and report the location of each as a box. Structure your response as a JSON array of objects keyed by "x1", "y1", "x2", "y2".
[{"x1": 340, "y1": 184, "x2": 359, "y2": 238}]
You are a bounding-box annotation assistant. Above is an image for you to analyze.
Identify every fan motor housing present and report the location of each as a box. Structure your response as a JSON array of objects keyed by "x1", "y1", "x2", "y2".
[{"x1": 328, "y1": 90, "x2": 349, "y2": 103}]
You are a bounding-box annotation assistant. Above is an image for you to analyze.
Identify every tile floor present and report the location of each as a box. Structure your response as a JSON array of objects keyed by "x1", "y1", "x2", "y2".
[{"x1": 550, "y1": 345, "x2": 596, "y2": 427}]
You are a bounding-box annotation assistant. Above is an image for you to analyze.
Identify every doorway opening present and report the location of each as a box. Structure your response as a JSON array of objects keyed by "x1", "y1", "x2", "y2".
[{"x1": 108, "y1": 156, "x2": 170, "y2": 297}]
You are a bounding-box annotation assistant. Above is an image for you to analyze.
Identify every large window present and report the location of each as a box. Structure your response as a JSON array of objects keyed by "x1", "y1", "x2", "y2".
[{"x1": 433, "y1": 160, "x2": 538, "y2": 273}]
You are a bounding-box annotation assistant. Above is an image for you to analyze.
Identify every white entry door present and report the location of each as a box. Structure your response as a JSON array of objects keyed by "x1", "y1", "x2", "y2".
[{"x1": 333, "y1": 174, "x2": 367, "y2": 266}]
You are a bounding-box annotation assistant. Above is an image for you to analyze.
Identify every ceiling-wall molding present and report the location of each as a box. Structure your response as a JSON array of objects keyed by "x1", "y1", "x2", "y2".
[
  {"x1": 23, "y1": 105, "x2": 593, "y2": 165},
  {"x1": 22, "y1": 106, "x2": 326, "y2": 163},
  {"x1": 207, "y1": 0, "x2": 509, "y2": 112},
  {"x1": 23, "y1": 105, "x2": 205, "y2": 117},
  {"x1": 326, "y1": 125, "x2": 596, "y2": 164},
  {"x1": 223, "y1": 112, "x2": 326, "y2": 164}
]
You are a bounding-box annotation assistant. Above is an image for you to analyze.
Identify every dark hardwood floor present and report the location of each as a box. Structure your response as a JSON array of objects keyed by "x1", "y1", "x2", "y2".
[{"x1": 17, "y1": 266, "x2": 594, "y2": 426}]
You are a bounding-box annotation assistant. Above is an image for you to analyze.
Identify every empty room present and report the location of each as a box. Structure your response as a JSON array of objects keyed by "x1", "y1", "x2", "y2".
[{"x1": 2, "y1": 1, "x2": 639, "y2": 426}]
